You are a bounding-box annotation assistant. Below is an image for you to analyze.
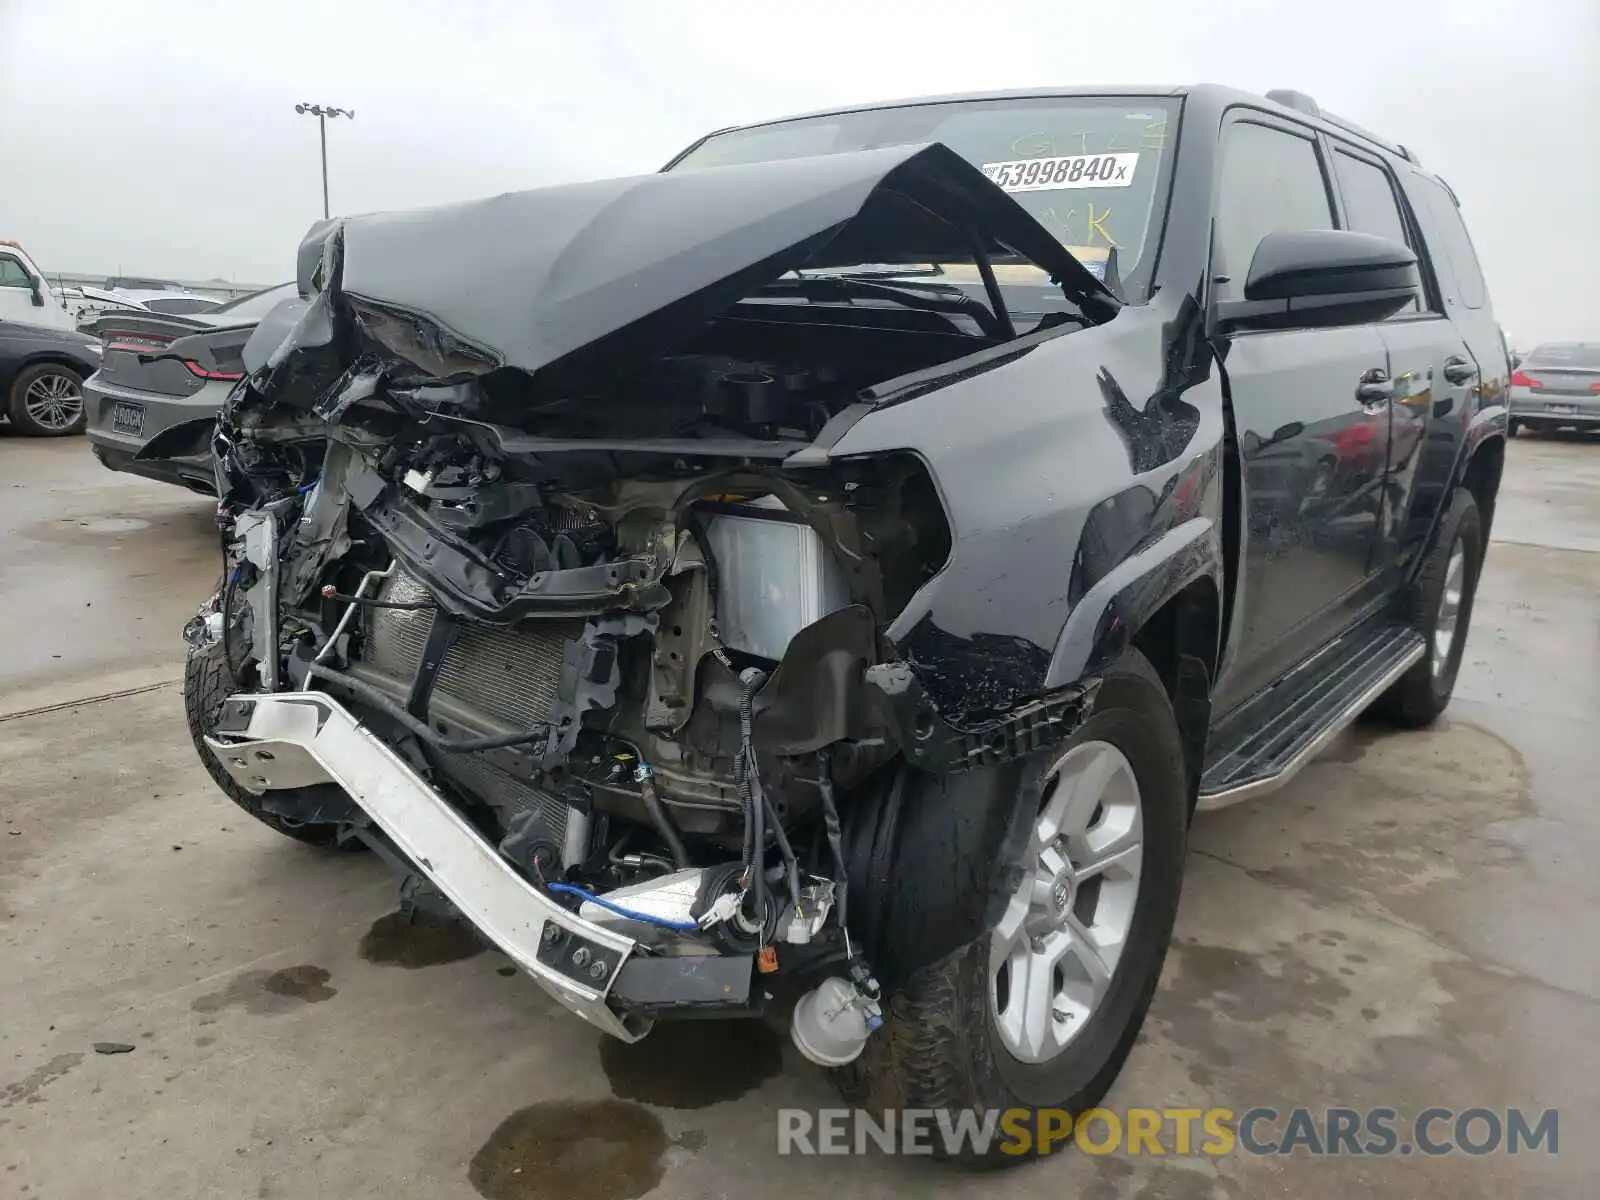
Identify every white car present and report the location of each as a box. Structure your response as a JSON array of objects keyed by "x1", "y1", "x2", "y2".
[{"x1": 70, "y1": 286, "x2": 223, "y2": 326}]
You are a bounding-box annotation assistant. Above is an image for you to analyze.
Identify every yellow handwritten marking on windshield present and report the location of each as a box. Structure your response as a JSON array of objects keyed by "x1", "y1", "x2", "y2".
[
  {"x1": 1011, "y1": 123, "x2": 1165, "y2": 160},
  {"x1": 1086, "y1": 204, "x2": 1120, "y2": 248},
  {"x1": 1037, "y1": 206, "x2": 1078, "y2": 235},
  {"x1": 1036, "y1": 206, "x2": 1120, "y2": 248},
  {"x1": 1011, "y1": 132, "x2": 1057, "y2": 157}
]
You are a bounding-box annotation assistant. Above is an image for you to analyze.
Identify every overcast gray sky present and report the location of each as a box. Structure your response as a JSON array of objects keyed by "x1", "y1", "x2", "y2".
[{"x1": 2, "y1": 0, "x2": 1595, "y2": 342}]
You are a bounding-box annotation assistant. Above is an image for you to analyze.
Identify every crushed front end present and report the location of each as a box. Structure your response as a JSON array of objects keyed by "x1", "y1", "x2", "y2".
[{"x1": 185, "y1": 142, "x2": 1113, "y2": 1058}]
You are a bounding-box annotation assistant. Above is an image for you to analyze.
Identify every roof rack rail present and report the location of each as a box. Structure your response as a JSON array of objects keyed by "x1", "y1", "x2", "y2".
[
  {"x1": 1264, "y1": 88, "x2": 1420, "y2": 166},
  {"x1": 1265, "y1": 88, "x2": 1321, "y2": 117}
]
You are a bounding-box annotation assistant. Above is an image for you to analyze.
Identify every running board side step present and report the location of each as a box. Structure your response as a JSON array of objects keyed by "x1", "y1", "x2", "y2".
[{"x1": 1197, "y1": 624, "x2": 1424, "y2": 811}]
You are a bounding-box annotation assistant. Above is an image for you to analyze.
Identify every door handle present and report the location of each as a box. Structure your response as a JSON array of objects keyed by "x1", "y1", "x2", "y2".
[
  {"x1": 1356, "y1": 369, "x2": 1393, "y2": 412},
  {"x1": 1442, "y1": 356, "x2": 1478, "y2": 385}
]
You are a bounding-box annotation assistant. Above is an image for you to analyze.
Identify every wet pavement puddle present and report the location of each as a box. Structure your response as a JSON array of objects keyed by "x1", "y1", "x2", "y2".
[
  {"x1": 2, "y1": 1053, "x2": 83, "y2": 1109},
  {"x1": 358, "y1": 910, "x2": 486, "y2": 968},
  {"x1": 469, "y1": 1099, "x2": 669, "y2": 1200},
  {"x1": 598, "y1": 1018, "x2": 784, "y2": 1109},
  {"x1": 191, "y1": 965, "x2": 336, "y2": 1014}
]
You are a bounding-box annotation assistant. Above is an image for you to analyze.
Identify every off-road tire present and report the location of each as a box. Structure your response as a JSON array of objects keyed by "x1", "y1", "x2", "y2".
[
  {"x1": 1372, "y1": 488, "x2": 1482, "y2": 728},
  {"x1": 7, "y1": 362, "x2": 86, "y2": 436},
  {"x1": 836, "y1": 649, "x2": 1189, "y2": 1163},
  {"x1": 184, "y1": 639, "x2": 359, "y2": 849}
]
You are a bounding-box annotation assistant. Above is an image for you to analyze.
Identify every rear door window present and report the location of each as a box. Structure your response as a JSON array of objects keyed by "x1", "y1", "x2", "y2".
[
  {"x1": 1213, "y1": 121, "x2": 1335, "y2": 301},
  {"x1": 1332, "y1": 150, "x2": 1422, "y2": 314}
]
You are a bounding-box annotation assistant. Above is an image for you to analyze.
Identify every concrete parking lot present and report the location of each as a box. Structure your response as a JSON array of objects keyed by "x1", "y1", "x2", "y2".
[{"x1": 3, "y1": 429, "x2": 1596, "y2": 1199}]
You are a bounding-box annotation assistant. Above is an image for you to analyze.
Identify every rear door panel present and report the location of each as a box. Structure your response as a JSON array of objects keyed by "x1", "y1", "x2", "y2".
[
  {"x1": 1374, "y1": 319, "x2": 1474, "y2": 574},
  {"x1": 1320, "y1": 141, "x2": 1477, "y2": 578},
  {"x1": 1393, "y1": 168, "x2": 1510, "y2": 545}
]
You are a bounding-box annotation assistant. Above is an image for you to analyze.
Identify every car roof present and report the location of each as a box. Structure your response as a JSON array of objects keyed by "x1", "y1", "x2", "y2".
[{"x1": 1528, "y1": 342, "x2": 1600, "y2": 356}]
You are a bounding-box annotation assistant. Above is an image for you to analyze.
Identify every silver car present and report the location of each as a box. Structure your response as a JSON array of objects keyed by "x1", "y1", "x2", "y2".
[{"x1": 1510, "y1": 342, "x2": 1600, "y2": 435}]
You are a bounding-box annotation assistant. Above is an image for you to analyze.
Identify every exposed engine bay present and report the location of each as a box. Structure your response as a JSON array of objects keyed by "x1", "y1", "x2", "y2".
[{"x1": 186, "y1": 141, "x2": 1114, "y2": 1055}]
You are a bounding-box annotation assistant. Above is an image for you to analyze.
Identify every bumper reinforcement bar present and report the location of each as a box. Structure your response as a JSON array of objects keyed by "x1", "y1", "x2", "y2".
[{"x1": 203, "y1": 690, "x2": 648, "y2": 1042}]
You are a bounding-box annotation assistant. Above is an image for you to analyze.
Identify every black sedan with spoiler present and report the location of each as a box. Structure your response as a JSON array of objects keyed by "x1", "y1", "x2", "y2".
[{"x1": 83, "y1": 283, "x2": 301, "y2": 492}]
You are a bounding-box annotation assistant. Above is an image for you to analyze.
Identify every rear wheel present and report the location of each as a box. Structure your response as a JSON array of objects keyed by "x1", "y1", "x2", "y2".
[
  {"x1": 184, "y1": 639, "x2": 361, "y2": 849},
  {"x1": 1507, "y1": 418, "x2": 1521, "y2": 438},
  {"x1": 840, "y1": 650, "x2": 1188, "y2": 1162},
  {"x1": 1373, "y1": 489, "x2": 1483, "y2": 727},
  {"x1": 7, "y1": 363, "x2": 85, "y2": 436}
]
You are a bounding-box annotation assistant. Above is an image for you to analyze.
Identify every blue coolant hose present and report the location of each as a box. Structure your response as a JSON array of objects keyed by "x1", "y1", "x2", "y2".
[{"x1": 544, "y1": 881, "x2": 700, "y2": 933}]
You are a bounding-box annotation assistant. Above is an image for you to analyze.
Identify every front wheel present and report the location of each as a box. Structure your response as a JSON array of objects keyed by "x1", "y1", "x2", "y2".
[
  {"x1": 184, "y1": 639, "x2": 362, "y2": 849},
  {"x1": 841, "y1": 650, "x2": 1189, "y2": 1162}
]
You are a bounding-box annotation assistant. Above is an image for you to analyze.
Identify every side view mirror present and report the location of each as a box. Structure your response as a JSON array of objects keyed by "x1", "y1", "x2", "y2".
[
  {"x1": 1215, "y1": 230, "x2": 1420, "y2": 332},
  {"x1": 1510, "y1": 351, "x2": 1523, "y2": 370},
  {"x1": 28, "y1": 278, "x2": 45, "y2": 307}
]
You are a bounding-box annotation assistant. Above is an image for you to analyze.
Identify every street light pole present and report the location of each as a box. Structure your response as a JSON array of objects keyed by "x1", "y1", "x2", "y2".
[
  {"x1": 294, "y1": 103, "x2": 356, "y2": 220},
  {"x1": 318, "y1": 112, "x2": 328, "y2": 218}
]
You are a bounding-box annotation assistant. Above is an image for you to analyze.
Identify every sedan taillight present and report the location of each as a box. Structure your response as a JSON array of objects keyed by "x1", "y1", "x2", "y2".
[
  {"x1": 180, "y1": 359, "x2": 244, "y2": 382},
  {"x1": 1511, "y1": 370, "x2": 1542, "y2": 389}
]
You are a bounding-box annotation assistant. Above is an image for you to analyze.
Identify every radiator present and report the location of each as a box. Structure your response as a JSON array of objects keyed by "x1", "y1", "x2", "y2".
[
  {"x1": 363, "y1": 570, "x2": 576, "y2": 730},
  {"x1": 357, "y1": 569, "x2": 582, "y2": 841}
]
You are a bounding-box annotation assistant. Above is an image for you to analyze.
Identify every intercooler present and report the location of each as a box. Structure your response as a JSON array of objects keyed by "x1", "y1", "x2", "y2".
[{"x1": 349, "y1": 569, "x2": 579, "y2": 841}]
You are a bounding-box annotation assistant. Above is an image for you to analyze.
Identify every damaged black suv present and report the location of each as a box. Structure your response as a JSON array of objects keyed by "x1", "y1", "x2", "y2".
[{"x1": 175, "y1": 84, "x2": 1506, "y2": 1158}]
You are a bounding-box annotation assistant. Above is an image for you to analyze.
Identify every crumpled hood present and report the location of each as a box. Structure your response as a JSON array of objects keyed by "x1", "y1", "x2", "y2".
[{"x1": 292, "y1": 142, "x2": 1117, "y2": 386}]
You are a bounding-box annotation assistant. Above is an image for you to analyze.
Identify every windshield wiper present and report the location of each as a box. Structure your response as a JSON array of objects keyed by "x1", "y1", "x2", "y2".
[
  {"x1": 764, "y1": 272, "x2": 1006, "y2": 339},
  {"x1": 796, "y1": 262, "x2": 947, "y2": 280}
]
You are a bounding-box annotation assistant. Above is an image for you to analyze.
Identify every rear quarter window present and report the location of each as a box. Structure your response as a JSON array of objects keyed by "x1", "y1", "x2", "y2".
[{"x1": 1410, "y1": 175, "x2": 1487, "y2": 310}]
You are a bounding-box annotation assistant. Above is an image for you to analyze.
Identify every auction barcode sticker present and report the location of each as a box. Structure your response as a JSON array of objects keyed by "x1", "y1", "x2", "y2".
[{"x1": 980, "y1": 152, "x2": 1140, "y2": 192}]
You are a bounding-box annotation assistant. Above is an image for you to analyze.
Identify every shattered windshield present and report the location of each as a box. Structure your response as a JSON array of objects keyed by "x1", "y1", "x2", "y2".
[{"x1": 670, "y1": 95, "x2": 1181, "y2": 303}]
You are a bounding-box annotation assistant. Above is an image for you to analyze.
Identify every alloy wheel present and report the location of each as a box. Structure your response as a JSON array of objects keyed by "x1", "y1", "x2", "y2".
[
  {"x1": 23, "y1": 371, "x2": 83, "y2": 431},
  {"x1": 989, "y1": 740, "x2": 1145, "y2": 1063},
  {"x1": 1431, "y1": 540, "x2": 1466, "y2": 680}
]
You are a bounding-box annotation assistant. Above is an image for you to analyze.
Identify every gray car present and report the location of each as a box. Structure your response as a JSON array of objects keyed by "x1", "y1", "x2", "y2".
[
  {"x1": 1509, "y1": 342, "x2": 1600, "y2": 435},
  {"x1": 83, "y1": 283, "x2": 299, "y2": 492}
]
